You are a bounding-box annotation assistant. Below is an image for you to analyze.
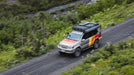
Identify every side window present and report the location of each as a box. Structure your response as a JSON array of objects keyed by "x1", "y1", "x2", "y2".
[
  {"x1": 82, "y1": 32, "x2": 92, "y2": 39},
  {"x1": 82, "y1": 29, "x2": 98, "y2": 39},
  {"x1": 91, "y1": 29, "x2": 98, "y2": 36}
]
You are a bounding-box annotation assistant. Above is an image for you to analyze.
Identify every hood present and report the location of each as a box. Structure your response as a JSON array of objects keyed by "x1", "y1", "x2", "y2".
[{"x1": 60, "y1": 39, "x2": 78, "y2": 46}]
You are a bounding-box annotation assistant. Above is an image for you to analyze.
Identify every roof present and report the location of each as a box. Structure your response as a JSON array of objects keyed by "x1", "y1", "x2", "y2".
[{"x1": 72, "y1": 22, "x2": 101, "y2": 33}]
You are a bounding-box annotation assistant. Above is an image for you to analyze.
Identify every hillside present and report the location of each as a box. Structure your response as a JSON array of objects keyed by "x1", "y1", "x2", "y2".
[
  {"x1": 0, "y1": 0, "x2": 134, "y2": 72},
  {"x1": 62, "y1": 38, "x2": 134, "y2": 75},
  {"x1": 47, "y1": 2, "x2": 134, "y2": 45},
  {"x1": 0, "y1": 0, "x2": 78, "y2": 17},
  {"x1": 0, "y1": 0, "x2": 8, "y2": 2}
]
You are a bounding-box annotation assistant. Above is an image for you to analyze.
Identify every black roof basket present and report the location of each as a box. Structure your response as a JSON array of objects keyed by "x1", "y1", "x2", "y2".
[{"x1": 72, "y1": 22, "x2": 101, "y2": 33}]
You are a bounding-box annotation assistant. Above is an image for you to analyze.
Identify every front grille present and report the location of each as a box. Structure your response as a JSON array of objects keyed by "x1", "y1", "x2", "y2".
[{"x1": 61, "y1": 45, "x2": 68, "y2": 49}]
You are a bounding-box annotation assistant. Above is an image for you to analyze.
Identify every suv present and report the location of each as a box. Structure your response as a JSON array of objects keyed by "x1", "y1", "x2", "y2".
[{"x1": 58, "y1": 22, "x2": 102, "y2": 57}]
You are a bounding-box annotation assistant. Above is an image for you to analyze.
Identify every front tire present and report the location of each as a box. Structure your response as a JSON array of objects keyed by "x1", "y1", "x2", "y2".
[
  {"x1": 59, "y1": 51, "x2": 64, "y2": 56},
  {"x1": 74, "y1": 48, "x2": 81, "y2": 57},
  {"x1": 93, "y1": 40, "x2": 99, "y2": 49}
]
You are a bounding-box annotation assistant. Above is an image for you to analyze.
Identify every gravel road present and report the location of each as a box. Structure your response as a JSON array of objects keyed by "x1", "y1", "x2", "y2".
[
  {"x1": 4, "y1": 0, "x2": 92, "y2": 17},
  {"x1": 26, "y1": 0, "x2": 92, "y2": 17},
  {"x1": 1, "y1": 17, "x2": 134, "y2": 75},
  {"x1": 6, "y1": 0, "x2": 16, "y2": 4}
]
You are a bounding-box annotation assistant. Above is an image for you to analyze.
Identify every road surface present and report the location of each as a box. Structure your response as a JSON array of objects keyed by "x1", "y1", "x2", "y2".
[{"x1": 1, "y1": 17, "x2": 134, "y2": 75}]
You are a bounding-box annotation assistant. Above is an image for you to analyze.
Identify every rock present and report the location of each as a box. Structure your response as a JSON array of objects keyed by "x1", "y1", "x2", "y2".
[
  {"x1": 132, "y1": 13, "x2": 134, "y2": 16},
  {"x1": 106, "y1": 22, "x2": 115, "y2": 26}
]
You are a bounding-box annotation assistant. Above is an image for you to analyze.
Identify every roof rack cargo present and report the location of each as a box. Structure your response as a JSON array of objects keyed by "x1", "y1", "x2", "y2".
[{"x1": 72, "y1": 22, "x2": 101, "y2": 33}]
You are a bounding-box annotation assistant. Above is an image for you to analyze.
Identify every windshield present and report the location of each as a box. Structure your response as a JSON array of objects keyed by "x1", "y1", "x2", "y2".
[{"x1": 66, "y1": 32, "x2": 82, "y2": 41}]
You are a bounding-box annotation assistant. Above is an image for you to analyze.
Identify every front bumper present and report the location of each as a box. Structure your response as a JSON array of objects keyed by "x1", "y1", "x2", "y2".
[{"x1": 58, "y1": 46, "x2": 75, "y2": 54}]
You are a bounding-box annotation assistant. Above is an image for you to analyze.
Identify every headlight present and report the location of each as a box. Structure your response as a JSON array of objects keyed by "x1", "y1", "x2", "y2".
[
  {"x1": 67, "y1": 46, "x2": 75, "y2": 50},
  {"x1": 58, "y1": 44, "x2": 61, "y2": 47},
  {"x1": 67, "y1": 46, "x2": 72, "y2": 49},
  {"x1": 58, "y1": 44, "x2": 61, "y2": 48}
]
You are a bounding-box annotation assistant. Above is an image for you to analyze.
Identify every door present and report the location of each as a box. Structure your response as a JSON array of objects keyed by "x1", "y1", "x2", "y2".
[{"x1": 80, "y1": 32, "x2": 91, "y2": 49}]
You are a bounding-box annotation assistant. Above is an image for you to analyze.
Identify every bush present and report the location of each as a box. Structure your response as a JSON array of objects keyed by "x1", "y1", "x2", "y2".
[
  {"x1": 108, "y1": 71, "x2": 120, "y2": 75},
  {"x1": 117, "y1": 41, "x2": 129, "y2": 50},
  {"x1": 84, "y1": 52, "x2": 102, "y2": 63},
  {"x1": 47, "y1": 43, "x2": 56, "y2": 50},
  {"x1": 69, "y1": 66, "x2": 83, "y2": 75},
  {"x1": 66, "y1": 12, "x2": 80, "y2": 24},
  {"x1": 120, "y1": 65, "x2": 134, "y2": 75},
  {"x1": 106, "y1": 22, "x2": 115, "y2": 27},
  {"x1": 103, "y1": 43, "x2": 116, "y2": 54},
  {"x1": 76, "y1": 0, "x2": 134, "y2": 19},
  {"x1": 0, "y1": 0, "x2": 8, "y2": 2}
]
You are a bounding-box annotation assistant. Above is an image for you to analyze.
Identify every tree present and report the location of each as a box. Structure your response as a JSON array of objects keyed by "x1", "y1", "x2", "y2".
[{"x1": 38, "y1": 12, "x2": 46, "y2": 46}]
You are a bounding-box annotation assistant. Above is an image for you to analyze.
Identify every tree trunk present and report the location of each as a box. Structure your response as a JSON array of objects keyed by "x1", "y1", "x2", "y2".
[{"x1": 41, "y1": 22, "x2": 45, "y2": 46}]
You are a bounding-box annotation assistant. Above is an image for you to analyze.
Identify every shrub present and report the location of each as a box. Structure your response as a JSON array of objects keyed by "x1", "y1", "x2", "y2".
[
  {"x1": 76, "y1": 0, "x2": 134, "y2": 19},
  {"x1": 50, "y1": 11, "x2": 57, "y2": 14},
  {"x1": 117, "y1": 41, "x2": 129, "y2": 50},
  {"x1": 98, "y1": 49, "x2": 111, "y2": 59},
  {"x1": 84, "y1": 52, "x2": 102, "y2": 63},
  {"x1": 106, "y1": 22, "x2": 115, "y2": 27},
  {"x1": 103, "y1": 43, "x2": 116, "y2": 54},
  {"x1": 120, "y1": 65, "x2": 134, "y2": 75},
  {"x1": 108, "y1": 71, "x2": 120, "y2": 75},
  {"x1": 47, "y1": 43, "x2": 56, "y2": 50},
  {"x1": 60, "y1": 7, "x2": 65, "y2": 12},
  {"x1": 66, "y1": 12, "x2": 80, "y2": 24},
  {"x1": 0, "y1": 0, "x2": 8, "y2": 2},
  {"x1": 69, "y1": 66, "x2": 83, "y2": 75}
]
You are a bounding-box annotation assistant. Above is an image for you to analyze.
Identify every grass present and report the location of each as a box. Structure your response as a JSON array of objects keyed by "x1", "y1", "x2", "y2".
[
  {"x1": 62, "y1": 37, "x2": 134, "y2": 75},
  {"x1": 47, "y1": 2, "x2": 134, "y2": 45},
  {"x1": 0, "y1": 0, "x2": 8, "y2": 2},
  {"x1": 0, "y1": 50, "x2": 17, "y2": 71}
]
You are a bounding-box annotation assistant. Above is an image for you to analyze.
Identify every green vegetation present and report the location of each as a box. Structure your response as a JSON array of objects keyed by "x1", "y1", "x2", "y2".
[
  {"x1": 77, "y1": 0, "x2": 134, "y2": 19},
  {"x1": 0, "y1": 0, "x2": 134, "y2": 72},
  {"x1": 0, "y1": 4, "x2": 80, "y2": 72},
  {"x1": 0, "y1": 12, "x2": 80, "y2": 71},
  {"x1": 47, "y1": 2, "x2": 134, "y2": 45},
  {"x1": 0, "y1": 0, "x2": 77, "y2": 17},
  {"x1": 62, "y1": 38, "x2": 134, "y2": 75},
  {"x1": 18, "y1": 0, "x2": 77, "y2": 13},
  {"x1": 0, "y1": 0, "x2": 79, "y2": 71},
  {"x1": 0, "y1": 0, "x2": 8, "y2": 2}
]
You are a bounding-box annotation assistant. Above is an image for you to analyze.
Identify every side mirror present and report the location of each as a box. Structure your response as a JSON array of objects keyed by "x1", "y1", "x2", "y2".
[
  {"x1": 81, "y1": 39, "x2": 85, "y2": 42},
  {"x1": 67, "y1": 32, "x2": 69, "y2": 35}
]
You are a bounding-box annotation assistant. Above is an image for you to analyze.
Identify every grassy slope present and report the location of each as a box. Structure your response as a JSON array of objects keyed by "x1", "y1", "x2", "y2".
[
  {"x1": 62, "y1": 36, "x2": 134, "y2": 75},
  {"x1": 0, "y1": 0, "x2": 78, "y2": 72},
  {"x1": 0, "y1": 0, "x2": 8, "y2": 2},
  {"x1": 47, "y1": 2, "x2": 134, "y2": 45}
]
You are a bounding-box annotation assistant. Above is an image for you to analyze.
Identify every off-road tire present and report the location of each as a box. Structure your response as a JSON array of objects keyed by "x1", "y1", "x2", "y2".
[
  {"x1": 74, "y1": 48, "x2": 81, "y2": 57},
  {"x1": 59, "y1": 51, "x2": 64, "y2": 56},
  {"x1": 93, "y1": 40, "x2": 99, "y2": 49}
]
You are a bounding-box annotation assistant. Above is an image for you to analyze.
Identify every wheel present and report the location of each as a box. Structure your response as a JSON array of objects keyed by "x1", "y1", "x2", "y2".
[
  {"x1": 93, "y1": 40, "x2": 99, "y2": 49},
  {"x1": 74, "y1": 48, "x2": 81, "y2": 57},
  {"x1": 59, "y1": 51, "x2": 64, "y2": 56}
]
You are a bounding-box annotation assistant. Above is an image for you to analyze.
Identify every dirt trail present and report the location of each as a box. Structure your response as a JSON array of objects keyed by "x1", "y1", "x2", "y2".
[
  {"x1": 4, "y1": 0, "x2": 92, "y2": 17},
  {"x1": 6, "y1": 0, "x2": 17, "y2": 4},
  {"x1": 27, "y1": 0, "x2": 92, "y2": 17}
]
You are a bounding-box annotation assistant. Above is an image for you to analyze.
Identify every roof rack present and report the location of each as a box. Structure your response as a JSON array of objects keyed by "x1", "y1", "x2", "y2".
[
  {"x1": 79, "y1": 22, "x2": 90, "y2": 26},
  {"x1": 72, "y1": 22, "x2": 101, "y2": 33}
]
